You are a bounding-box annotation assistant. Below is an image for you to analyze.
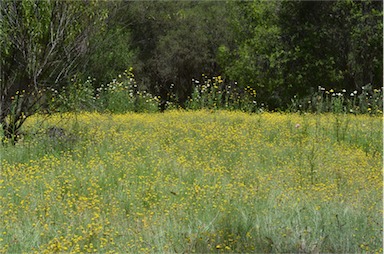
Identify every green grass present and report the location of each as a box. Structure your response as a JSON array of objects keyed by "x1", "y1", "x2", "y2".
[{"x1": 0, "y1": 110, "x2": 382, "y2": 253}]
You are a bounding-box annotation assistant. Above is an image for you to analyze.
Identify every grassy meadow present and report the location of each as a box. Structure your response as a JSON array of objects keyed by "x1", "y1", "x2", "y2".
[{"x1": 0, "y1": 110, "x2": 382, "y2": 253}]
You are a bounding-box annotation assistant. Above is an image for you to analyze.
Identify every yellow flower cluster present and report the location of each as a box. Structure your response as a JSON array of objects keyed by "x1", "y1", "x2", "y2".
[{"x1": 0, "y1": 110, "x2": 382, "y2": 253}]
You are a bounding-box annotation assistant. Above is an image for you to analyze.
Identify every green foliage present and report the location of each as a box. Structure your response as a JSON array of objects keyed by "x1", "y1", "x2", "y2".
[
  {"x1": 288, "y1": 85, "x2": 383, "y2": 115},
  {"x1": 125, "y1": 1, "x2": 233, "y2": 105},
  {"x1": 95, "y1": 69, "x2": 159, "y2": 113},
  {"x1": 185, "y1": 75, "x2": 259, "y2": 112},
  {"x1": 49, "y1": 76, "x2": 96, "y2": 113},
  {"x1": 83, "y1": 12, "x2": 136, "y2": 85},
  {"x1": 0, "y1": 0, "x2": 109, "y2": 143},
  {"x1": 220, "y1": 0, "x2": 382, "y2": 109},
  {"x1": 219, "y1": 1, "x2": 285, "y2": 107},
  {"x1": 1, "y1": 0, "x2": 382, "y2": 123},
  {"x1": 47, "y1": 73, "x2": 382, "y2": 116}
]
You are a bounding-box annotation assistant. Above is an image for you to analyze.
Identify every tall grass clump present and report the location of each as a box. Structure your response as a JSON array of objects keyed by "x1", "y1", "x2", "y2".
[
  {"x1": 0, "y1": 111, "x2": 382, "y2": 253},
  {"x1": 186, "y1": 75, "x2": 259, "y2": 112},
  {"x1": 48, "y1": 76, "x2": 97, "y2": 113},
  {"x1": 289, "y1": 84, "x2": 383, "y2": 115},
  {"x1": 45, "y1": 71, "x2": 383, "y2": 115},
  {"x1": 48, "y1": 69, "x2": 159, "y2": 114},
  {"x1": 94, "y1": 68, "x2": 159, "y2": 113}
]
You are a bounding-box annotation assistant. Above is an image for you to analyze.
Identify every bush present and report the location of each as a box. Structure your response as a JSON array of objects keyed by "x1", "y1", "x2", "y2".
[
  {"x1": 48, "y1": 76, "x2": 96, "y2": 113},
  {"x1": 95, "y1": 68, "x2": 159, "y2": 113},
  {"x1": 47, "y1": 71, "x2": 383, "y2": 115},
  {"x1": 185, "y1": 75, "x2": 260, "y2": 112},
  {"x1": 289, "y1": 84, "x2": 383, "y2": 115}
]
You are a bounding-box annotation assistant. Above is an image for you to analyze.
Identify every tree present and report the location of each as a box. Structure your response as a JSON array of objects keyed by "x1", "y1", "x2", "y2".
[
  {"x1": 345, "y1": 0, "x2": 383, "y2": 90},
  {"x1": 81, "y1": 1, "x2": 136, "y2": 86},
  {"x1": 0, "y1": 0, "x2": 107, "y2": 143},
  {"x1": 219, "y1": 0, "x2": 382, "y2": 109},
  {"x1": 124, "y1": 1, "x2": 233, "y2": 110},
  {"x1": 278, "y1": 0, "x2": 382, "y2": 95},
  {"x1": 218, "y1": 1, "x2": 286, "y2": 108}
]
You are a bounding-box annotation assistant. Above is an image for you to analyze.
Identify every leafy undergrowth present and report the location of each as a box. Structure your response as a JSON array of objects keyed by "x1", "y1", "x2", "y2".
[{"x1": 0, "y1": 110, "x2": 382, "y2": 253}]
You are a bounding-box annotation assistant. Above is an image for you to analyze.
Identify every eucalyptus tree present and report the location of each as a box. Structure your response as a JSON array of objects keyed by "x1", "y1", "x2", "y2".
[{"x1": 0, "y1": 0, "x2": 107, "y2": 143}]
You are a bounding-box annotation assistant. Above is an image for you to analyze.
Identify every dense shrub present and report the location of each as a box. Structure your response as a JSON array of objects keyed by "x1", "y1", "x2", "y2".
[
  {"x1": 49, "y1": 72, "x2": 383, "y2": 115},
  {"x1": 185, "y1": 75, "x2": 259, "y2": 112},
  {"x1": 289, "y1": 84, "x2": 383, "y2": 115},
  {"x1": 94, "y1": 69, "x2": 159, "y2": 113}
]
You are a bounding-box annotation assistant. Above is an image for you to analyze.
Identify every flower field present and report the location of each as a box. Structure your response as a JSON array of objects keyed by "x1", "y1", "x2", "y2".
[{"x1": 0, "y1": 111, "x2": 382, "y2": 253}]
